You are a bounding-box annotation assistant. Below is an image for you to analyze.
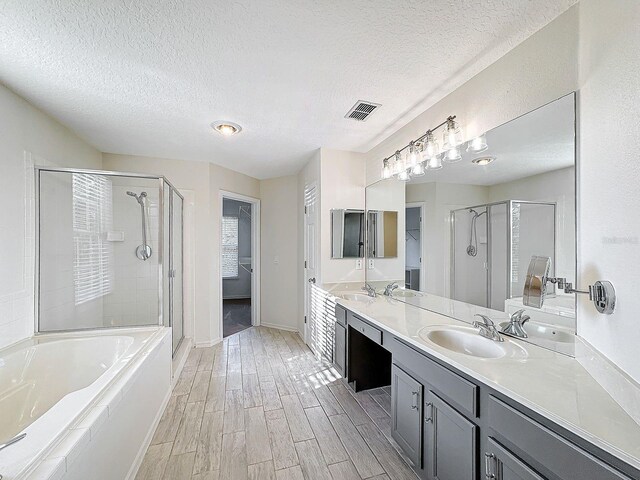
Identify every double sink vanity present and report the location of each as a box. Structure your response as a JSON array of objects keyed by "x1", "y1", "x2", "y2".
[
  {"x1": 325, "y1": 285, "x2": 640, "y2": 480},
  {"x1": 316, "y1": 93, "x2": 640, "y2": 479}
]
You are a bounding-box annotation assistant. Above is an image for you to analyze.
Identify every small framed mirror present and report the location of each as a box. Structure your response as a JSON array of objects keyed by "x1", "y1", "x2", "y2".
[
  {"x1": 330, "y1": 209, "x2": 365, "y2": 258},
  {"x1": 367, "y1": 210, "x2": 398, "y2": 258}
]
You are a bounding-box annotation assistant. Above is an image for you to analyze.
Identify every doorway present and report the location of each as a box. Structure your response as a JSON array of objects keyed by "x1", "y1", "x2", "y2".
[
  {"x1": 220, "y1": 193, "x2": 260, "y2": 338},
  {"x1": 405, "y1": 203, "x2": 424, "y2": 291}
]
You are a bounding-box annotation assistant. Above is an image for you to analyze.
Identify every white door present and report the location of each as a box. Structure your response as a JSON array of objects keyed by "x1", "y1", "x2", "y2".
[{"x1": 304, "y1": 183, "x2": 318, "y2": 345}]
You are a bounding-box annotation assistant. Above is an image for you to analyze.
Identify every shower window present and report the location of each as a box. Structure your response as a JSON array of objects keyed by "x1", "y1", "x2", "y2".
[
  {"x1": 222, "y1": 216, "x2": 239, "y2": 278},
  {"x1": 72, "y1": 173, "x2": 114, "y2": 305}
]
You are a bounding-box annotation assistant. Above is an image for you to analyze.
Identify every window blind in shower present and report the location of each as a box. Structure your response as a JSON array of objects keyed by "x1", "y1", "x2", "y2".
[
  {"x1": 222, "y1": 216, "x2": 239, "y2": 278},
  {"x1": 72, "y1": 174, "x2": 114, "y2": 305}
]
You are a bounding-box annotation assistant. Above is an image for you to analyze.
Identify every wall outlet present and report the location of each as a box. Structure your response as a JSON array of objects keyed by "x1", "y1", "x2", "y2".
[
  {"x1": 355, "y1": 258, "x2": 363, "y2": 270},
  {"x1": 368, "y1": 258, "x2": 375, "y2": 269}
]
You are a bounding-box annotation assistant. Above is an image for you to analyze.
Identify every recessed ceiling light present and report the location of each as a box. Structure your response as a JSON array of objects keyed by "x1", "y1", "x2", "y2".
[
  {"x1": 472, "y1": 156, "x2": 495, "y2": 166},
  {"x1": 211, "y1": 121, "x2": 242, "y2": 136}
]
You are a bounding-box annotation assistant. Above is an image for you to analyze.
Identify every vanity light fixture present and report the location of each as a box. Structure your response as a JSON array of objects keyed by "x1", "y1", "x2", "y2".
[
  {"x1": 472, "y1": 156, "x2": 495, "y2": 166},
  {"x1": 380, "y1": 115, "x2": 469, "y2": 182},
  {"x1": 211, "y1": 121, "x2": 242, "y2": 136},
  {"x1": 467, "y1": 133, "x2": 488, "y2": 153}
]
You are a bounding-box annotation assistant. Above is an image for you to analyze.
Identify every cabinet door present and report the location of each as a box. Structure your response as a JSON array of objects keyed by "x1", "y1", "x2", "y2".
[
  {"x1": 391, "y1": 364, "x2": 423, "y2": 467},
  {"x1": 424, "y1": 390, "x2": 477, "y2": 480},
  {"x1": 486, "y1": 437, "x2": 544, "y2": 480},
  {"x1": 334, "y1": 322, "x2": 346, "y2": 376}
]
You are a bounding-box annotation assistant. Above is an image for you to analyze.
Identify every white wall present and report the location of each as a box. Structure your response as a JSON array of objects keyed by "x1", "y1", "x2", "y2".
[
  {"x1": 319, "y1": 149, "x2": 366, "y2": 283},
  {"x1": 0, "y1": 82, "x2": 101, "y2": 349},
  {"x1": 577, "y1": 0, "x2": 640, "y2": 382},
  {"x1": 260, "y1": 175, "x2": 299, "y2": 331}
]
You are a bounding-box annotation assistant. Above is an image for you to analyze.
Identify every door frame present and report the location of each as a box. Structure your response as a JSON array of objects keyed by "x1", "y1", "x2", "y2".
[
  {"x1": 406, "y1": 202, "x2": 426, "y2": 292},
  {"x1": 219, "y1": 190, "x2": 261, "y2": 337}
]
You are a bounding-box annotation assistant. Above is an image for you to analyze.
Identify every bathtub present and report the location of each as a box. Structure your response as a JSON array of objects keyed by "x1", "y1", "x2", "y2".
[{"x1": 0, "y1": 327, "x2": 172, "y2": 480}]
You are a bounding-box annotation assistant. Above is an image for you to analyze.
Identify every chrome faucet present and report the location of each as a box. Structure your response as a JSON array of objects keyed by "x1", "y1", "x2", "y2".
[
  {"x1": 362, "y1": 283, "x2": 377, "y2": 298},
  {"x1": 472, "y1": 314, "x2": 504, "y2": 342},
  {"x1": 501, "y1": 309, "x2": 530, "y2": 339},
  {"x1": 383, "y1": 282, "x2": 399, "y2": 297}
]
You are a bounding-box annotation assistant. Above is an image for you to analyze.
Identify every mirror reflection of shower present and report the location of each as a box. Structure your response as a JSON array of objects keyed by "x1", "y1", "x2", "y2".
[
  {"x1": 127, "y1": 190, "x2": 152, "y2": 260},
  {"x1": 466, "y1": 208, "x2": 486, "y2": 257}
]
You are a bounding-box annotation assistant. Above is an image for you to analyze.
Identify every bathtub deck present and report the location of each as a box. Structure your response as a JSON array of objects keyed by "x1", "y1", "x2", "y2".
[{"x1": 135, "y1": 326, "x2": 418, "y2": 480}]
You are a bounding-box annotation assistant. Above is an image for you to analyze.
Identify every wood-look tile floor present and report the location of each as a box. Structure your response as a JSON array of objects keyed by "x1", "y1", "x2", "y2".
[{"x1": 136, "y1": 326, "x2": 418, "y2": 480}]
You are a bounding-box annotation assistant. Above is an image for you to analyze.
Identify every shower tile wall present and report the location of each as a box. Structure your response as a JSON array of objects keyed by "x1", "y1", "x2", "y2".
[{"x1": 102, "y1": 184, "x2": 160, "y2": 327}]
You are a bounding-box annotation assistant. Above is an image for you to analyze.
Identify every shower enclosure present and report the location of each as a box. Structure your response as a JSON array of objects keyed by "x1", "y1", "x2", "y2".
[
  {"x1": 450, "y1": 200, "x2": 556, "y2": 311},
  {"x1": 36, "y1": 167, "x2": 184, "y2": 355}
]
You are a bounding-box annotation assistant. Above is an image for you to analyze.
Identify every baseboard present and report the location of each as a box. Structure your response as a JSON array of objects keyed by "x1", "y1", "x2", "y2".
[
  {"x1": 260, "y1": 322, "x2": 299, "y2": 333},
  {"x1": 195, "y1": 337, "x2": 221, "y2": 348},
  {"x1": 172, "y1": 337, "x2": 192, "y2": 387},
  {"x1": 125, "y1": 386, "x2": 172, "y2": 480}
]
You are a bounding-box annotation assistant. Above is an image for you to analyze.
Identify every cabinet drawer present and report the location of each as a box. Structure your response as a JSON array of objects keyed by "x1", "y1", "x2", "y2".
[
  {"x1": 488, "y1": 396, "x2": 631, "y2": 480},
  {"x1": 335, "y1": 305, "x2": 347, "y2": 327},
  {"x1": 348, "y1": 313, "x2": 382, "y2": 345},
  {"x1": 390, "y1": 337, "x2": 477, "y2": 417}
]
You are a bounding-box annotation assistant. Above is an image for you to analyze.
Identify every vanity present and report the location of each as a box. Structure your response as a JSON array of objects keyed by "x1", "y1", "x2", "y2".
[
  {"x1": 316, "y1": 93, "x2": 640, "y2": 480},
  {"x1": 333, "y1": 299, "x2": 640, "y2": 480}
]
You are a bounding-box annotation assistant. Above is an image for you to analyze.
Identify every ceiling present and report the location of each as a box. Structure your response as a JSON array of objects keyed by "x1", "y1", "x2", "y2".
[
  {"x1": 408, "y1": 93, "x2": 576, "y2": 186},
  {"x1": 0, "y1": 0, "x2": 576, "y2": 179}
]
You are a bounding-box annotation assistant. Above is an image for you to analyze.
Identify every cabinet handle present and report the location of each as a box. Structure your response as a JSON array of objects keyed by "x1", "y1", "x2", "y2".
[
  {"x1": 424, "y1": 402, "x2": 433, "y2": 422},
  {"x1": 411, "y1": 391, "x2": 419, "y2": 410},
  {"x1": 484, "y1": 452, "x2": 496, "y2": 479}
]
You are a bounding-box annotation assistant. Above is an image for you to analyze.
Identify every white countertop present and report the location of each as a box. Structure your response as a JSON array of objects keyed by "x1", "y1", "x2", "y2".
[{"x1": 325, "y1": 285, "x2": 640, "y2": 472}]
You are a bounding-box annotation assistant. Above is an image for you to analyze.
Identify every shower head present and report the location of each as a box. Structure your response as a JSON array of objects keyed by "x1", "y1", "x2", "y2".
[{"x1": 127, "y1": 191, "x2": 147, "y2": 205}]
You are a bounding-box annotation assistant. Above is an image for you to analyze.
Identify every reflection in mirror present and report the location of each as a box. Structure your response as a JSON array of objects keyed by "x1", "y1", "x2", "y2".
[
  {"x1": 365, "y1": 93, "x2": 576, "y2": 354},
  {"x1": 330, "y1": 209, "x2": 365, "y2": 258},
  {"x1": 367, "y1": 210, "x2": 398, "y2": 258}
]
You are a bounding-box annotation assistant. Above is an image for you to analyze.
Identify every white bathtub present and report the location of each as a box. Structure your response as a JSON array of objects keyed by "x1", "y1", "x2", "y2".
[{"x1": 0, "y1": 327, "x2": 172, "y2": 480}]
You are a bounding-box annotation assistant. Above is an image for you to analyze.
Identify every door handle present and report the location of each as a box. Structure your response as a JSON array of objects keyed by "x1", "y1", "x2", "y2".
[
  {"x1": 308, "y1": 278, "x2": 316, "y2": 284},
  {"x1": 484, "y1": 452, "x2": 496, "y2": 479},
  {"x1": 424, "y1": 402, "x2": 433, "y2": 422}
]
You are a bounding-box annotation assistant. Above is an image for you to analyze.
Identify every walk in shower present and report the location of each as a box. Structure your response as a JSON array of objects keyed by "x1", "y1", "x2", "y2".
[
  {"x1": 451, "y1": 200, "x2": 556, "y2": 311},
  {"x1": 36, "y1": 167, "x2": 184, "y2": 355}
]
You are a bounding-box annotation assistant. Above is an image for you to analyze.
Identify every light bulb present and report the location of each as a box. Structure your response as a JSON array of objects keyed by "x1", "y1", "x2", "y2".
[
  {"x1": 444, "y1": 146, "x2": 462, "y2": 163},
  {"x1": 412, "y1": 162, "x2": 425, "y2": 176},
  {"x1": 407, "y1": 142, "x2": 419, "y2": 167},
  {"x1": 398, "y1": 169, "x2": 411, "y2": 181},
  {"x1": 421, "y1": 131, "x2": 439, "y2": 160},
  {"x1": 382, "y1": 159, "x2": 391, "y2": 179},
  {"x1": 427, "y1": 154, "x2": 443, "y2": 170},
  {"x1": 442, "y1": 117, "x2": 462, "y2": 150},
  {"x1": 467, "y1": 134, "x2": 488, "y2": 153}
]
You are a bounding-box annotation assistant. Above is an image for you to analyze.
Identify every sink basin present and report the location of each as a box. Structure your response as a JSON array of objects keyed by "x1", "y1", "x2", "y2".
[
  {"x1": 417, "y1": 325, "x2": 528, "y2": 359},
  {"x1": 337, "y1": 292, "x2": 375, "y2": 303},
  {"x1": 500, "y1": 322, "x2": 574, "y2": 344}
]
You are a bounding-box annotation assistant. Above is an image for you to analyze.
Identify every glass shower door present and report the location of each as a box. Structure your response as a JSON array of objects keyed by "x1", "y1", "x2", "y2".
[{"x1": 171, "y1": 190, "x2": 184, "y2": 353}]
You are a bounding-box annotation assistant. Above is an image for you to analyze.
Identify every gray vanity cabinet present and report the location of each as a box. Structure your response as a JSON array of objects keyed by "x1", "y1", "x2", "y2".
[
  {"x1": 424, "y1": 390, "x2": 478, "y2": 480},
  {"x1": 391, "y1": 364, "x2": 423, "y2": 467},
  {"x1": 486, "y1": 437, "x2": 544, "y2": 480}
]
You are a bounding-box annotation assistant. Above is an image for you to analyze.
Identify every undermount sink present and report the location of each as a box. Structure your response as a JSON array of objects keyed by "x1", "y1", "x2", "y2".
[
  {"x1": 417, "y1": 325, "x2": 528, "y2": 359},
  {"x1": 337, "y1": 292, "x2": 375, "y2": 303},
  {"x1": 500, "y1": 322, "x2": 574, "y2": 344}
]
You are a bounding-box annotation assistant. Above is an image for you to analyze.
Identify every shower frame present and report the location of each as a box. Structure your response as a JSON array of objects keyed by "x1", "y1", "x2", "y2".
[
  {"x1": 449, "y1": 199, "x2": 556, "y2": 308},
  {"x1": 34, "y1": 166, "x2": 184, "y2": 355}
]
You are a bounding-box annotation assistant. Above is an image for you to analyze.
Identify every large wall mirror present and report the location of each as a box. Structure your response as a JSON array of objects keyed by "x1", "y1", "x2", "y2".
[{"x1": 365, "y1": 93, "x2": 576, "y2": 355}]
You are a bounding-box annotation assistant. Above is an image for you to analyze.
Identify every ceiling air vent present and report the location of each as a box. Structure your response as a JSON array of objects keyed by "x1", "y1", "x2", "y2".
[{"x1": 345, "y1": 100, "x2": 381, "y2": 122}]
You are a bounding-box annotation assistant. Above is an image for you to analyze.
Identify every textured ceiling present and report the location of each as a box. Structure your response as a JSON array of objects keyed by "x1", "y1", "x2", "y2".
[{"x1": 0, "y1": 0, "x2": 576, "y2": 179}]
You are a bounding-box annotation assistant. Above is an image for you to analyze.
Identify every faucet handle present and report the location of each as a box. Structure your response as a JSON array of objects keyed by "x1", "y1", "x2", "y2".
[
  {"x1": 510, "y1": 309, "x2": 529, "y2": 325},
  {"x1": 473, "y1": 314, "x2": 494, "y2": 327}
]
